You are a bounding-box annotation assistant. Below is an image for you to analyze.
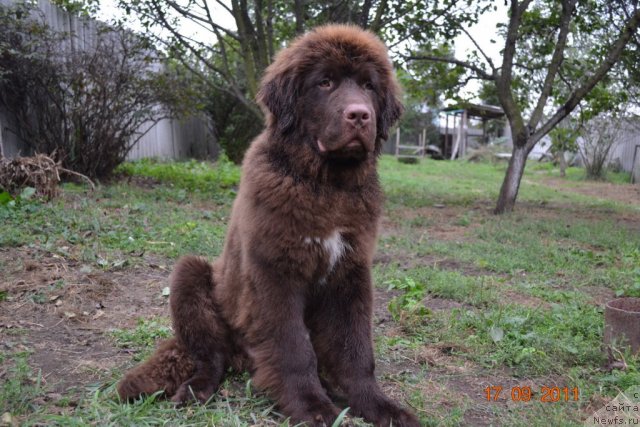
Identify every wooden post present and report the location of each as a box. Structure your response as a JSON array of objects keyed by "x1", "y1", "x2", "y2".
[
  {"x1": 632, "y1": 144, "x2": 640, "y2": 184},
  {"x1": 445, "y1": 114, "x2": 449, "y2": 158},
  {"x1": 482, "y1": 119, "x2": 487, "y2": 144},
  {"x1": 461, "y1": 109, "x2": 468, "y2": 158},
  {"x1": 421, "y1": 128, "x2": 426, "y2": 157},
  {"x1": 451, "y1": 113, "x2": 462, "y2": 160},
  {"x1": 395, "y1": 127, "x2": 400, "y2": 157}
]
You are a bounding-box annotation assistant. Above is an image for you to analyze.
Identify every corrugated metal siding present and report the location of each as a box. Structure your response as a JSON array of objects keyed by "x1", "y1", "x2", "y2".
[
  {"x1": 0, "y1": 107, "x2": 22, "y2": 158},
  {"x1": 125, "y1": 115, "x2": 217, "y2": 161},
  {"x1": 610, "y1": 127, "x2": 640, "y2": 173}
]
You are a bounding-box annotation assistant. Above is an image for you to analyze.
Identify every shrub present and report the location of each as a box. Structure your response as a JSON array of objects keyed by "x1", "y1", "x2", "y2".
[{"x1": 0, "y1": 4, "x2": 187, "y2": 179}]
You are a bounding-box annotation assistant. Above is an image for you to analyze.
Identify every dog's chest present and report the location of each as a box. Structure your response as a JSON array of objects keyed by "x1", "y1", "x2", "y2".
[{"x1": 303, "y1": 230, "x2": 350, "y2": 278}]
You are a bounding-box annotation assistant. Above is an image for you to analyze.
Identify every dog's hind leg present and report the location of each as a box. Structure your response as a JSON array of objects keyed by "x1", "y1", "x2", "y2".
[{"x1": 169, "y1": 256, "x2": 231, "y2": 403}]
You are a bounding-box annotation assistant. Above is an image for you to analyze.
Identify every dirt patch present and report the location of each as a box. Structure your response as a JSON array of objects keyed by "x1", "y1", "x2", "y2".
[
  {"x1": 391, "y1": 204, "x2": 486, "y2": 242},
  {"x1": 373, "y1": 286, "x2": 397, "y2": 326},
  {"x1": 2, "y1": 244, "x2": 512, "y2": 425},
  {"x1": 3, "y1": 246, "x2": 480, "y2": 420},
  {"x1": 583, "y1": 286, "x2": 616, "y2": 307},
  {"x1": 1, "y1": 181, "x2": 628, "y2": 425},
  {"x1": 424, "y1": 296, "x2": 470, "y2": 311},
  {"x1": 502, "y1": 290, "x2": 550, "y2": 309},
  {"x1": 0, "y1": 247, "x2": 172, "y2": 395}
]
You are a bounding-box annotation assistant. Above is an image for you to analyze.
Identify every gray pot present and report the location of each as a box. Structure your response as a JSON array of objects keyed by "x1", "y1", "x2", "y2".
[{"x1": 604, "y1": 298, "x2": 640, "y2": 353}]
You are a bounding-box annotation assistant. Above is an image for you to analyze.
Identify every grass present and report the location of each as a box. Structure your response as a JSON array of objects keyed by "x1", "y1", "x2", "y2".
[
  {"x1": 110, "y1": 317, "x2": 173, "y2": 361},
  {"x1": 116, "y1": 155, "x2": 241, "y2": 194},
  {"x1": 0, "y1": 351, "x2": 44, "y2": 416},
  {"x1": 1, "y1": 154, "x2": 639, "y2": 425},
  {"x1": 0, "y1": 180, "x2": 232, "y2": 261},
  {"x1": 378, "y1": 156, "x2": 633, "y2": 210},
  {"x1": 528, "y1": 161, "x2": 632, "y2": 184}
]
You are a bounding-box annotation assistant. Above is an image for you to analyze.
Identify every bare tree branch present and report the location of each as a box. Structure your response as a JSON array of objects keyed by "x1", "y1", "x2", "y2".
[
  {"x1": 266, "y1": 0, "x2": 274, "y2": 58},
  {"x1": 254, "y1": 0, "x2": 269, "y2": 69},
  {"x1": 369, "y1": 0, "x2": 387, "y2": 32},
  {"x1": 294, "y1": 0, "x2": 305, "y2": 34},
  {"x1": 528, "y1": 0, "x2": 577, "y2": 130},
  {"x1": 142, "y1": 5, "x2": 260, "y2": 118},
  {"x1": 501, "y1": 0, "x2": 534, "y2": 85},
  {"x1": 557, "y1": 68, "x2": 574, "y2": 93},
  {"x1": 163, "y1": 0, "x2": 239, "y2": 41},
  {"x1": 496, "y1": 0, "x2": 534, "y2": 144},
  {"x1": 212, "y1": 0, "x2": 233, "y2": 16},
  {"x1": 459, "y1": 25, "x2": 496, "y2": 72},
  {"x1": 360, "y1": 0, "x2": 373, "y2": 28},
  {"x1": 407, "y1": 55, "x2": 495, "y2": 81},
  {"x1": 530, "y1": 8, "x2": 640, "y2": 149},
  {"x1": 513, "y1": 61, "x2": 545, "y2": 72}
]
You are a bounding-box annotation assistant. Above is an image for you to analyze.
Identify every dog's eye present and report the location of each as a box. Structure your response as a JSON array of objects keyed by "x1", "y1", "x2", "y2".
[
  {"x1": 363, "y1": 81, "x2": 374, "y2": 91},
  {"x1": 319, "y1": 78, "x2": 332, "y2": 89}
]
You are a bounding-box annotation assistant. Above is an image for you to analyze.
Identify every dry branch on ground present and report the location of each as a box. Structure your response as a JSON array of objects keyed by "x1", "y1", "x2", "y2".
[{"x1": 0, "y1": 154, "x2": 95, "y2": 200}]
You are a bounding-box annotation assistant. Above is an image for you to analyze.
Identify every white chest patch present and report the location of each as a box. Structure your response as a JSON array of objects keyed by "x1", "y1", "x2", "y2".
[
  {"x1": 322, "y1": 230, "x2": 349, "y2": 273},
  {"x1": 303, "y1": 230, "x2": 350, "y2": 274}
]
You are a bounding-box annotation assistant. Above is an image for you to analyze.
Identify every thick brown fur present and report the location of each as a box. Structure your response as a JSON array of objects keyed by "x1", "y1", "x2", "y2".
[
  {"x1": 118, "y1": 25, "x2": 420, "y2": 427},
  {"x1": 116, "y1": 337, "x2": 194, "y2": 400}
]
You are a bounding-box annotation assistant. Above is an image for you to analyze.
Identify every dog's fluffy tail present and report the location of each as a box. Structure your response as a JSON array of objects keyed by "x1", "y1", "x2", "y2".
[{"x1": 117, "y1": 337, "x2": 195, "y2": 401}]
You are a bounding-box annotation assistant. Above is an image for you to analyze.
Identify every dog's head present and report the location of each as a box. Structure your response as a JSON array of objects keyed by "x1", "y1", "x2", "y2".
[{"x1": 257, "y1": 25, "x2": 403, "y2": 161}]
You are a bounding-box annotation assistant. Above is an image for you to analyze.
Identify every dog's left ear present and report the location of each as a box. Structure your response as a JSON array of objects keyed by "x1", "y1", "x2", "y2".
[
  {"x1": 378, "y1": 87, "x2": 404, "y2": 141},
  {"x1": 256, "y1": 72, "x2": 299, "y2": 135}
]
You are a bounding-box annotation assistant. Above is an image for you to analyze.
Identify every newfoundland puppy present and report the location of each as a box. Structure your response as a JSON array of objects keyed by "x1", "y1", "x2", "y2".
[{"x1": 118, "y1": 24, "x2": 420, "y2": 427}]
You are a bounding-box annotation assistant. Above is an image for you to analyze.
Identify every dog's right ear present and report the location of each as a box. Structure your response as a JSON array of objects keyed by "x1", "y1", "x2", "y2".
[{"x1": 256, "y1": 71, "x2": 299, "y2": 135}]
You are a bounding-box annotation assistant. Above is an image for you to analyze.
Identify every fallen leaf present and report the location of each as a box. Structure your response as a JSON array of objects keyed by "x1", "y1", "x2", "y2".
[
  {"x1": 489, "y1": 326, "x2": 504, "y2": 343},
  {"x1": 1, "y1": 411, "x2": 17, "y2": 427}
]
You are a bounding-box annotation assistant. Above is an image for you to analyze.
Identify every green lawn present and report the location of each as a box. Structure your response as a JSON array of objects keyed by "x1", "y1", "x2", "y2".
[{"x1": 1, "y1": 155, "x2": 638, "y2": 426}]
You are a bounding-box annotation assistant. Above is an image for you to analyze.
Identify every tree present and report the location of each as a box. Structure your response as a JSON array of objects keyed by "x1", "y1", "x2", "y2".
[
  {"x1": 114, "y1": 0, "x2": 455, "y2": 106},
  {"x1": 109, "y1": 0, "x2": 470, "y2": 162},
  {"x1": 395, "y1": 69, "x2": 440, "y2": 153},
  {"x1": 408, "y1": 0, "x2": 640, "y2": 213},
  {"x1": 577, "y1": 114, "x2": 624, "y2": 180},
  {"x1": 548, "y1": 120, "x2": 579, "y2": 177}
]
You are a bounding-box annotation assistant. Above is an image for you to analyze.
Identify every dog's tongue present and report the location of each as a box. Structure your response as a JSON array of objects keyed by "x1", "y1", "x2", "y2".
[{"x1": 317, "y1": 140, "x2": 327, "y2": 152}]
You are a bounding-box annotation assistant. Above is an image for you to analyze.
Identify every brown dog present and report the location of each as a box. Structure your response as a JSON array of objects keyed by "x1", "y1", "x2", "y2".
[{"x1": 118, "y1": 25, "x2": 420, "y2": 427}]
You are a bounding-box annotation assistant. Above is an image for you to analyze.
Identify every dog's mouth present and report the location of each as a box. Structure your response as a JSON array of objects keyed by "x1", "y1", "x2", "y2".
[
  {"x1": 345, "y1": 139, "x2": 364, "y2": 149},
  {"x1": 317, "y1": 136, "x2": 370, "y2": 157},
  {"x1": 318, "y1": 139, "x2": 363, "y2": 152}
]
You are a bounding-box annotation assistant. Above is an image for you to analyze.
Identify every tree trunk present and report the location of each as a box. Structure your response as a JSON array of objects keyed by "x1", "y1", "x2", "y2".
[
  {"x1": 294, "y1": 0, "x2": 305, "y2": 34},
  {"x1": 558, "y1": 150, "x2": 567, "y2": 177},
  {"x1": 494, "y1": 143, "x2": 529, "y2": 214},
  {"x1": 0, "y1": 116, "x2": 4, "y2": 158}
]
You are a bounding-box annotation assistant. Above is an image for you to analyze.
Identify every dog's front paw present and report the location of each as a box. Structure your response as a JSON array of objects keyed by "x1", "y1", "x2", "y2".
[
  {"x1": 373, "y1": 402, "x2": 420, "y2": 427},
  {"x1": 288, "y1": 399, "x2": 342, "y2": 426},
  {"x1": 351, "y1": 393, "x2": 420, "y2": 427},
  {"x1": 170, "y1": 375, "x2": 217, "y2": 404}
]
